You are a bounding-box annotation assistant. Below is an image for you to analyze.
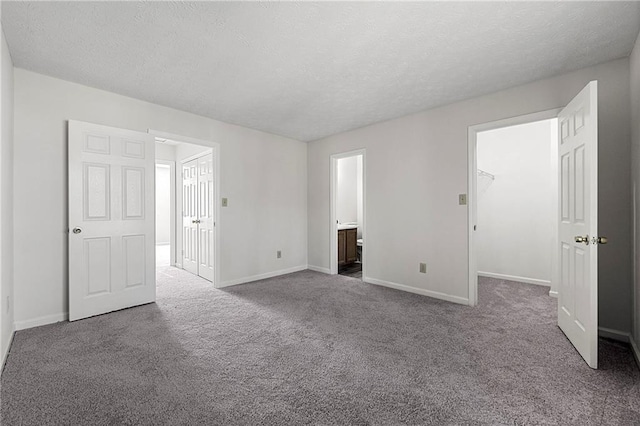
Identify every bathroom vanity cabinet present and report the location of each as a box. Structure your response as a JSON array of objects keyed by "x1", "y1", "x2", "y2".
[{"x1": 338, "y1": 228, "x2": 358, "y2": 266}]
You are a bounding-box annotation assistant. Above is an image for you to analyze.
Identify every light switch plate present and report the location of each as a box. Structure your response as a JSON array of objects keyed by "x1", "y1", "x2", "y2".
[
  {"x1": 419, "y1": 263, "x2": 427, "y2": 273},
  {"x1": 459, "y1": 194, "x2": 467, "y2": 205},
  {"x1": 277, "y1": 250, "x2": 282, "y2": 259},
  {"x1": 222, "y1": 198, "x2": 228, "y2": 207}
]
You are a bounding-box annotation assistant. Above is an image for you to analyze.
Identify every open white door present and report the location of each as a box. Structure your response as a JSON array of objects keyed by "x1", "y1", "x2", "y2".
[
  {"x1": 182, "y1": 159, "x2": 199, "y2": 275},
  {"x1": 557, "y1": 81, "x2": 602, "y2": 369},
  {"x1": 69, "y1": 121, "x2": 155, "y2": 321},
  {"x1": 197, "y1": 154, "x2": 215, "y2": 282}
]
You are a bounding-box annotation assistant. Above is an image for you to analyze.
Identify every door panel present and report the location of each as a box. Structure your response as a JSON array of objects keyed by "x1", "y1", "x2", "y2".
[
  {"x1": 337, "y1": 230, "x2": 346, "y2": 265},
  {"x1": 197, "y1": 154, "x2": 215, "y2": 281},
  {"x1": 346, "y1": 229, "x2": 358, "y2": 263},
  {"x1": 557, "y1": 81, "x2": 598, "y2": 368},
  {"x1": 182, "y1": 159, "x2": 198, "y2": 274},
  {"x1": 69, "y1": 121, "x2": 155, "y2": 321},
  {"x1": 181, "y1": 153, "x2": 215, "y2": 282}
]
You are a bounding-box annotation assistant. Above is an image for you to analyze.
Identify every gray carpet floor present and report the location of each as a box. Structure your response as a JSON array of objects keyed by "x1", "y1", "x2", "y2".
[{"x1": 1, "y1": 269, "x2": 639, "y2": 425}]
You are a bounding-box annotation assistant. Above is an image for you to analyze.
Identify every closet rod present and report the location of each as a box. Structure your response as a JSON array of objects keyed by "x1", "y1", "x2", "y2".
[{"x1": 477, "y1": 169, "x2": 495, "y2": 180}]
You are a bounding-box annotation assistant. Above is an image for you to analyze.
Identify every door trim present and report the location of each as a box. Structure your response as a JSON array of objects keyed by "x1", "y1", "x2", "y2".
[
  {"x1": 149, "y1": 130, "x2": 221, "y2": 288},
  {"x1": 155, "y1": 160, "x2": 176, "y2": 266},
  {"x1": 467, "y1": 108, "x2": 561, "y2": 306},
  {"x1": 330, "y1": 149, "x2": 366, "y2": 277}
]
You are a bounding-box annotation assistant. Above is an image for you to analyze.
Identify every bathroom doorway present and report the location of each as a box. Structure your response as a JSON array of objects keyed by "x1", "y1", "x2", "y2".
[{"x1": 330, "y1": 150, "x2": 366, "y2": 280}]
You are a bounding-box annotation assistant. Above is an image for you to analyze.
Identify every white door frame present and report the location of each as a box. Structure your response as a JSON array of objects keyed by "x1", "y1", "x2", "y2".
[
  {"x1": 155, "y1": 160, "x2": 176, "y2": 266},
  {"x1": 330, "y1": 149, "x2": 366, "y2": 276},
  {"x1": 467, "y1": 108, "x2": 561, "y2": 306},
  {"x1": 149, "y1": 130, "x2": 221, "y2": 288}
]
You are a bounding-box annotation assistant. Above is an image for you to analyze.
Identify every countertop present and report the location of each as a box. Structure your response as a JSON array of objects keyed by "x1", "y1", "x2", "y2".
[{"x1": 337, "y1": 224, "x2": 358, "y2": 230}]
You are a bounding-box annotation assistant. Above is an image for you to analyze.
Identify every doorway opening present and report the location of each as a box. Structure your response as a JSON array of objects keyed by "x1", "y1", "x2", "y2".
[
  {"x1": 330, "y1": 150, "x2": 366, "y2": 280},
  {"x1": 153, "y1": 131, "x2": 220, "y2": 287},
  {"x1": 155, "y1": 162, "x2": 174, "y2": 268},
  {"x1": 468, "y1": 110, "x2": 560, "y2": 306}
]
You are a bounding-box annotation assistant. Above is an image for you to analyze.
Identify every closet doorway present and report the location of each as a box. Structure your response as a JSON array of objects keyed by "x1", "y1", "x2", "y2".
[
  {"x1": 181, "y1": 152, "x2": 215, "y2": 282},
  {"x1": 153, "y1": 131, "x2": 220, "y2": 286},
  {"x1": 468, "y1": 111, "x2": 560, "y2": 305}
]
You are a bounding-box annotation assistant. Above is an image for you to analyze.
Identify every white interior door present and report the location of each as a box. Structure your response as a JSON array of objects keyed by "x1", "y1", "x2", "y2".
[
  {"x1": 557, "y1": 81, "x2": 599, "y2": 368},
  {"x1": 68, "y1": 121, "x2": 155, "y2": 321},
  {"x1": 197, "y1": 154, "x2": 215, "y2": 282},
  {"x1": 182, "y1": 159, "x2": 198, "y2": 275}
]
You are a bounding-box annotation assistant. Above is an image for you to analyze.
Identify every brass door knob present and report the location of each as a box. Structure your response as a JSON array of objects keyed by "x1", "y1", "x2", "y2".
[
  {"x1": 575, "y1": 235, "x2": 589, "y2": 245},
  {"x1": 595, "y1": 236, "x2": 608, "y2": 245}
]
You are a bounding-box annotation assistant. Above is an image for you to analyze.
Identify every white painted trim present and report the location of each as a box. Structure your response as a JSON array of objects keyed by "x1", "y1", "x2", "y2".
[
  {"x1": 1, "y1": 328, "x2": 15, "y2": 374},
  {"x1": 630, "y1": 336, "x2": 640, "y2": 371},
  {"x1": 149, "y1": 130, "x2": 221, "y2": 289},
  {"x1": 330, "y1": 149, "x2": 366, "y2": 276},
  {"x1": 155, "y1": 160, "x2": 176, "y2": 266},
  {"x1": 478, "y1": 271, "x2": 551, "y2": 287},
  {"x1": 597, "y1": 327, "x2": 630, "y2": 343},
  {"x1": 363, "y1": 277, "x2": 469, "y2": 305},
  {"x1": 467, "y1": 108, "x2": 562, "y2": 307},
  {"x1": 308, "y1": 265, "x2": 331, "y2": 274},
  {"x1": 549, "y1": 290, "x2": 558, "y2": 298},
  {"x1": 218, "y1": 265, "x2": 308, "y2": 288},
  {"x1": 15, "y1": 312, "x2": 68, "y2": 331}
]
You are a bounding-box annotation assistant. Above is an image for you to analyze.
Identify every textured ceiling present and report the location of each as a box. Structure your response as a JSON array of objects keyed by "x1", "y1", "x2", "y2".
[{"x1": 3, "y1": 2, "x2": 640, "y2": 142}]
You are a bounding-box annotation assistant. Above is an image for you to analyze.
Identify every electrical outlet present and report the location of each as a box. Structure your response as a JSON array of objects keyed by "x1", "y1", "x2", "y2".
[
  {"x1": 277, "y1": 250, "x2": 282, "y2": 259},
  {"x1": 419, "y1": 263, "x2": 427, "y2": 273},
  {"x1": 221, "y1": 198, "x2": 228, "y2": 207},
  {"x1": 458, "y1": 194, "x2": 467, "y2": 205}
]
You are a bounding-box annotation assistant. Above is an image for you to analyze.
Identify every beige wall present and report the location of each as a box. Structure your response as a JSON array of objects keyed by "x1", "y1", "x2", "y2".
[{"x1": 308, "y1": 58, "x2": 632, "y2": 332}]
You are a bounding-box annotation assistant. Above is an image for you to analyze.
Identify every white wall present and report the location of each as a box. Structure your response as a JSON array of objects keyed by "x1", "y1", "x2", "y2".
[
  {"x1": 155, "y1": 165, "x2": 171, "y2": 245},
  {"x1": 336, "y1": 156, "x2": 358, "y2": 224},
  {"x1": 155, "y1": 142, "x2": 176, "y2": 162},
  {"x1": 13, "y1": 69, "x2": 308, "y2": 328},
  {"x1": 308, "y1": 58, "x2": 632, "y2": 332},
  {"x1": 476, "y1": 119, "x2": 554, "y2": 285},
  {"x1": 0, "y1": 18, "x2": 15, "y2": 364},
  {"x1": 630, "y1": 30, "x2": 640, "y2": 354}
]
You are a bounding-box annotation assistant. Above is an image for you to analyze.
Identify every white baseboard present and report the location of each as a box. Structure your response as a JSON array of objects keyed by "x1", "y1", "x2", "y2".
[
  {"x1": 15, "y1": 312, "x2": 68, "y2": 331},
  {"x1": 478, "y1": 271, "x2": 550, "y2": 287},
  {"x1": 598, "y1": 326, "x2": 630, "y2": 343},
  {"x1": 630, "y1": 336, "x2": 640, "y2": 370},
  {"x1": 307, "y1": 265, "x2": 331, "y2": 274},
  {"x1": 548, "y1": 290, "x2": 558, "y2": 298},
  {"x1": 363, "y1": 276, "x2": 469, "y2": 306},
  {"x1": 218, "y1": 265, "x2": 308, "y2": 288},
  {"x1": 1, "y1": 327, "x2": 15, "y2": 374}
]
